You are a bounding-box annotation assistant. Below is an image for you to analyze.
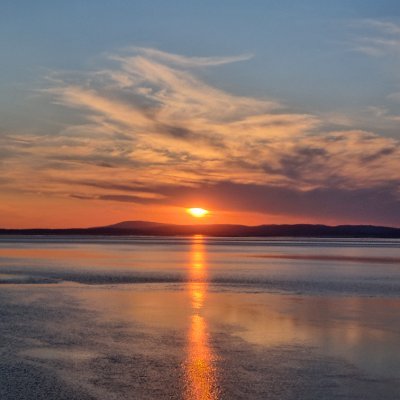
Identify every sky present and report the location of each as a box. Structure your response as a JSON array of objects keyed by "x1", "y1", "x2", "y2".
[{"x1": 1, "y1": 0, "x2": 400, "y2": 228}]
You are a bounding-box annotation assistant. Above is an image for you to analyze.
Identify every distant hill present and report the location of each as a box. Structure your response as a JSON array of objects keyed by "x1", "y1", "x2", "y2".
[{"x1": 0, "y1": 220, "x2": 400, "y2": 238}]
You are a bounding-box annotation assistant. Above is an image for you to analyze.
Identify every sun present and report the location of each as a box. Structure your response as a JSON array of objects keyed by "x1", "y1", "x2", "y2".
[{"x1": 187, "y1": 208, "x2": 209, "y2": 218}]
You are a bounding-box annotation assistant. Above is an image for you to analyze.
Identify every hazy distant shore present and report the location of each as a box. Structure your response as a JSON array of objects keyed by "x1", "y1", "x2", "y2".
[{"x1": 1, "y1": 221, "x2": 400, "y2": 238}]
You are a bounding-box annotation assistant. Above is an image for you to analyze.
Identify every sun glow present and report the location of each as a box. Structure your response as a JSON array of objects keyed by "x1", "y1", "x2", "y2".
[
  {"x1": 185, "y1": 236, "x2": 219, "y2": 399},
  {"x1": 187, "y1": 208, "x2": 209, "y2": 218}
]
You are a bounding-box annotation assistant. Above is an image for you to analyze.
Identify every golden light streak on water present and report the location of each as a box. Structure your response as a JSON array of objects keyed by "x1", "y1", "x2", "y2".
[{"x1": 184, "y1": 236, "x2": 220, "y2": 400}]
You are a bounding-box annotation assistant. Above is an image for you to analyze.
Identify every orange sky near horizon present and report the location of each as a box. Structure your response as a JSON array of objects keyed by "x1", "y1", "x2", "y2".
[{"x1": 0, "y1": 191, "x2": 324, "y2": 229}]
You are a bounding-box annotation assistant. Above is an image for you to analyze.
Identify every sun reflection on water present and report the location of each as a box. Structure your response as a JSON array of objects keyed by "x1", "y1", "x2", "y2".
[{"x1": 185, "y1": 235, "x2": 219, "y2": 400}]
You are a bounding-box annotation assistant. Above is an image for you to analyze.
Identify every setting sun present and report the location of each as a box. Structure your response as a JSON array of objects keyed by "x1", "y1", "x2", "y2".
[{"x1": 187, "y1": 208, "x2": 209, "y2": 218}]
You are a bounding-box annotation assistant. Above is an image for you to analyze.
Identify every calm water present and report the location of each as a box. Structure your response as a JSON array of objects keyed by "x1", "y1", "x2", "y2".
[{"x1": 0, "y1": 236, "x2": 400, "y2": 399}]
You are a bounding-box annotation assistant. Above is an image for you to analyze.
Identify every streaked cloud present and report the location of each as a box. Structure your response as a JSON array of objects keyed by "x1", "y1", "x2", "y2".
[
  {"x1": 358, "y1": 19, "x2": 400, "y2": 35},
  {"x1": 1, "y1": 47, "x2": 399, "y2": 224},
  {"x1": 351, "y1": 19, "x2": 400, "y2": 57},
  {"x1": 125, "y1": 47, "x2": 254, "y2": 67}
]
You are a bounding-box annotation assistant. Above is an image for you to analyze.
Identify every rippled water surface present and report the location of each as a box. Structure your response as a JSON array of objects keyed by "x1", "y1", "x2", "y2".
[{"x1": 1, "y1": 236, "x2": 400, "y2": 399}]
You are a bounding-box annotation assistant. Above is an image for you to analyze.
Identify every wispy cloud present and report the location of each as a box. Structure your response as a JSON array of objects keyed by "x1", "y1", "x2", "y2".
[
  {"x1": 358, "y1": 19, "x2": 400, "y2": 35},
  {"x1": 1, "y1": 47, "x2": 399, "y2": 223},
  {"x1": 125, "y1": 47, "x2": 254, "y2": 67},
  {"x1": 351, "y1": 19, "x2": 400, "y2": 56}
]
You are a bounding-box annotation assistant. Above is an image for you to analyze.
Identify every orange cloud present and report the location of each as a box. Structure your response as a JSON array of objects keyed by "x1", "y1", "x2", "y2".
[{"x1": 1, "y1": 48, "x2": 399, "y2": 227}]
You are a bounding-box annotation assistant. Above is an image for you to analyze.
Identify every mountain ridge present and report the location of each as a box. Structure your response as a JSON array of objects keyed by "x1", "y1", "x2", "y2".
[{"x1": 0, "y1": 221, "x2": 400, "y2": 238}]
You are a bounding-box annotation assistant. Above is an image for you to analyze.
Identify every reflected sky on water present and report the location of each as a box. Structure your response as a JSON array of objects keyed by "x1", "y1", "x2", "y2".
[{"x1": 1, "y1": 236, "x2": 400, "y2": 399}]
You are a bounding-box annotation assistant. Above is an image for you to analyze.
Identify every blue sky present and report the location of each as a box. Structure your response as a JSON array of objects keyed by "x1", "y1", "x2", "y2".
[
  {"x1": 2, "y1": 0, "x2": 400, "y2": 124},
  {"x1": 1, "y1": 1, "x2": 400, "y2": 227}
]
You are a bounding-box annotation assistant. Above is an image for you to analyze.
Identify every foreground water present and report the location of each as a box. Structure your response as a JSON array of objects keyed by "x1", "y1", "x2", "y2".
[{"x1": 0, "y1": 236, "x2": 399, "y2": 399}]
